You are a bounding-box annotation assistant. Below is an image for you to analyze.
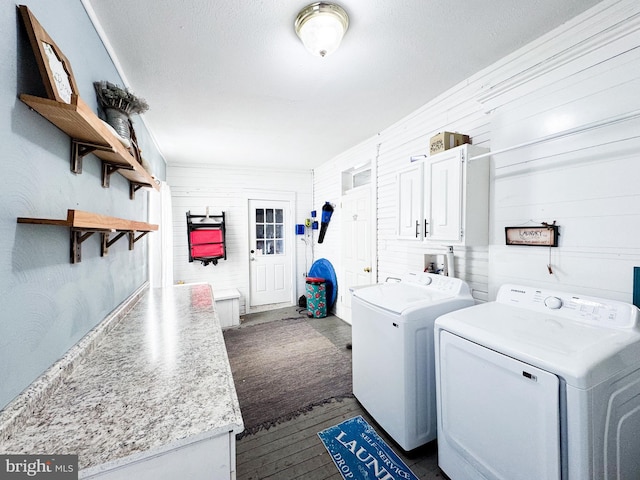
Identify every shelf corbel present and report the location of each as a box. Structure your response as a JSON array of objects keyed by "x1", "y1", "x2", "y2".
[
  {"x1": 71, "y1": 230, "x2": 96, "y2": 264},
  {"x1": 131, "y1": 230, "x2": 150, "y2": 245},
  {"x1": 100, "y1": 230, "x2": 150, "y2": 256},
  {"x1": 101, "y1": 161, "x2": 134, "y2": 189},
  {"x1": 71, "y1": 139, "x2": 113, "y2": 174},
  {"x1": 101, "y1": 231, "x2": 126, "y2": 257},
  {"x1": 129, "y1": 181, "x2": 152, "y2": 200}
]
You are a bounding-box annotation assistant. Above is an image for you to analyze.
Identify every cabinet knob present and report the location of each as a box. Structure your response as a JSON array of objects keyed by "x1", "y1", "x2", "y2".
[{"x1": 364, "y1": 267, "x2": 371, "y2": 273}]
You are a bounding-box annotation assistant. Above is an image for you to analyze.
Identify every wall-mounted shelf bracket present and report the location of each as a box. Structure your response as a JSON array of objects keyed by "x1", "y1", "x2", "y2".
[
  {"x1": 131, "y1": 230, "x2": 150, "y2": 245},
  {"x1": 101, "y1": 231, "x2": 126, "y2": 257},
  {"x1": 71, "y1": 139, "x2": 113, "y2": 174},
  {"x1": 129, "y1": 181, "x2": 152, "y2": 200},
  {"x1": 71, "y1": 229, "x2": 95, "y2": 264},
  {"x1": 100, "y1": 230, "x2": 151, "y2": 256},
  {"x1": 102, "y1": 161, "x2": 134, "y2": 189}
]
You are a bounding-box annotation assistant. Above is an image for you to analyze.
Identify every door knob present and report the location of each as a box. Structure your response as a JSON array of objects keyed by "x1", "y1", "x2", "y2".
[{"x1": 364, "y1": 267, "x2": 371, "y2": 272}]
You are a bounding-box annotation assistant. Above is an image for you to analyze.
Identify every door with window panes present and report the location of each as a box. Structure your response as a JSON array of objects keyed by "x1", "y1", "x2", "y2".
[{"x1": 249, "y1": 200, "x2": 292, "y2": 306}]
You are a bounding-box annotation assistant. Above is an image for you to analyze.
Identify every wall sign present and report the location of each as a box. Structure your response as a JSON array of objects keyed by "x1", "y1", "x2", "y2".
[
  {"x1": 505, "y1": 224, "x2": 559, "y2": 247},
  {"x1": 19, "y1": 5, "x2": 78, "y2": 104}
]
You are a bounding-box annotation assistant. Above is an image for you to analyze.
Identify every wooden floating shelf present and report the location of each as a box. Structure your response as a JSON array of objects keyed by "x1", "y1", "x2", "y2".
[
  {"x1": 19, "y1": 94, "x2": 159, "y2": 198},
  {"x1": 17, "y1": 209, "x2": 158, "y2": 263}
]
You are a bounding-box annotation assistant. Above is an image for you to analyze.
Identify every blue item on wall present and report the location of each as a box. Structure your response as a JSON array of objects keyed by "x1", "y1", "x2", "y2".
[
  {"x1": 295, "y1": 224, "x2": 305, "y2": 235},
  {"x1": 318, "y1": 202, "x2": 334, "y2": 243},
  {"x1": 309, "y1": 258, "x2": 337, "y2": 308}
]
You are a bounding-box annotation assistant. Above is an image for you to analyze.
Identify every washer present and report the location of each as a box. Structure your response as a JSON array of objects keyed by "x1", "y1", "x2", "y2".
[
  {"x1": 434, "y1": 284, "x2": 640, "y2": 480},
  {"x1": 351, "y1": 271, "x2": 474, "y2": 451}
]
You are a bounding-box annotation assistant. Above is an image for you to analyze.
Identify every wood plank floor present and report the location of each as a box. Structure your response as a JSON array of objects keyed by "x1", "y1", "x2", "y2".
[{"x1": 233, "y1": 308, "x2": 448, "y2": 480}]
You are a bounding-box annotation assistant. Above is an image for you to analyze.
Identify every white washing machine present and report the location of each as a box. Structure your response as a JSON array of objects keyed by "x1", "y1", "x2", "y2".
[
  {"x1": 351, "y1": 271, "x2": 474, "y2": 451},
  {"x1": 434, "y1": 284, "x2": 640, "y2": 480}
]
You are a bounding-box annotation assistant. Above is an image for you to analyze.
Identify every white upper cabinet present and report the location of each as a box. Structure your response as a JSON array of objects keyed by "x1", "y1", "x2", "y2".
[
  {"x1": 397, "y1": 161, "x2": 424, "y2": 239},
  {"x1": 423, "y1": 144, "x2": 490, "y2": 245}
]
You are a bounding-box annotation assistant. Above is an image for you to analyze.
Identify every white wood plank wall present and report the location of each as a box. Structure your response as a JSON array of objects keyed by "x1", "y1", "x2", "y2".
[
  {"x1": 167, "y1": 164, "x2": 312, "y2": 314},
  {"x1": 313, "y1": 0, "x2": 640, "y2": 306},
  {"x1": 484, "y1": 0, "x2": 640, "y2": 301}
]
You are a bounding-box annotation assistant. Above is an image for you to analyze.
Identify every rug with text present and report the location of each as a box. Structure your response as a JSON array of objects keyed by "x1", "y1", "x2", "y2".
[{"x1": 318, "y1": 415, "x2": 419, "y2": 480}]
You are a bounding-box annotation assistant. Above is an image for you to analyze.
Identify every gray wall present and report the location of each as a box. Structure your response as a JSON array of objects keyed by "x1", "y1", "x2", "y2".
[{"x1": 0, "y1": 1, "x2": 165, "y2": 410}]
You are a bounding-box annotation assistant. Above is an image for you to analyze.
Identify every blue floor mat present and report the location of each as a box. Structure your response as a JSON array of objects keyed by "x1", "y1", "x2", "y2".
[{"x1": 318, "y1": 415, "x2": 419, "y2": 480}]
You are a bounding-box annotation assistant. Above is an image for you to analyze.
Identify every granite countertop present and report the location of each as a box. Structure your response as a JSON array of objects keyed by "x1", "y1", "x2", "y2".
[{"x1": 0, "y1": 283, "x2": 244, "y2": 472}]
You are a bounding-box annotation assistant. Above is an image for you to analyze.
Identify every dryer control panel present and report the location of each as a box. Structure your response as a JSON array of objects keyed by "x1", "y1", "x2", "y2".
[{"x1": 497, "y1": 284, "x2": 639, "y2": 329}]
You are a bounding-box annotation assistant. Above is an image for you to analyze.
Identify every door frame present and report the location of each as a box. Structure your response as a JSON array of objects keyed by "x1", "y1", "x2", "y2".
[
  {"x1": 246, "y1": 190, "x2": 297, "y2": 310},
  {"x1": 337, "y1": 158, "x2": 377, "y2": 322}
]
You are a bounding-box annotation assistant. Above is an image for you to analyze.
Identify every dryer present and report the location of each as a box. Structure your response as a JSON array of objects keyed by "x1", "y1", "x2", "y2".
[
  {"x1": 434, "y1": 284, "x2": 640, "y2": 480},
  {"x1": 351, "y1": 272, "x2": 474, "y2": 451}
]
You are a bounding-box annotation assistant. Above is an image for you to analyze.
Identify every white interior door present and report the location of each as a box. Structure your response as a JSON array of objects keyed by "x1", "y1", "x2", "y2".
[
  {"x1": 249, "y1": 199, "x2": 292, "y2": 306},
  {"x1": 341, "y1": 186, "x2": 373, "y2": 323}
]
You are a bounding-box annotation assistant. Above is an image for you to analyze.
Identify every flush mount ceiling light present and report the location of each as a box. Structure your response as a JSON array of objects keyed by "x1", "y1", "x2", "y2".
[{"x1": 294, "y1": 2, "x2": 349, "y2": 57}]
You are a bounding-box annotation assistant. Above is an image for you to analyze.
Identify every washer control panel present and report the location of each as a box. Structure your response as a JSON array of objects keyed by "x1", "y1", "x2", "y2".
[
  {"x1": 401, "y1": 271, "x2": 469, "y2": 295},
  {"x1": 497, "y1": 284, "x2": 638, "y2": 329}
]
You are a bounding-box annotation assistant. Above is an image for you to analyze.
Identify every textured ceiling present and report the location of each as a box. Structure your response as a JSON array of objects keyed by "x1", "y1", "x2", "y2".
[{"x1": 84, "y1": 0, "x2": 603, "y2": 170}]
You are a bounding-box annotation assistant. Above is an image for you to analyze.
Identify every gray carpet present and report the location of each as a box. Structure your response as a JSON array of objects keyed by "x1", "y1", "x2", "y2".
[{"x1": 223, "y1": 316, "x2": 353, "y2": 437}]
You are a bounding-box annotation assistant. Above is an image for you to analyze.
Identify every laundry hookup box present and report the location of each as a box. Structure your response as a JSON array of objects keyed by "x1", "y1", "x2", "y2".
[{"x1": 429, "y1": 132, "x2": 470, "y2": 155}]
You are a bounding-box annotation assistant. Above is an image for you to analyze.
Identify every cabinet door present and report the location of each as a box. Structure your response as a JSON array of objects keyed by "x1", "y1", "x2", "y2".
[
  {"x1": 397, "y1": 162, "x2": 423, "y2": 239},
  {"x1": 425, "y1": 149, "x2": 462, "y2": 242}
]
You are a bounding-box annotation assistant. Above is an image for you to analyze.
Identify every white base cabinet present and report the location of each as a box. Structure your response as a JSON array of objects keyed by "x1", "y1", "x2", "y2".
[{"x1": 82, "y1": 432, "x2": 237, "y2": 479}]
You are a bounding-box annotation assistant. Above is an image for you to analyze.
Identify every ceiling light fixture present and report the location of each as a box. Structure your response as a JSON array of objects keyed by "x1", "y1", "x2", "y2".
[{"x1": 294, "y1": 2, "x2": 349, "y2": 58}]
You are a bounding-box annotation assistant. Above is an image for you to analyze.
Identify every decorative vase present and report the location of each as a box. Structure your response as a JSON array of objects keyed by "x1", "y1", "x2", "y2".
[
  {"x1": 94, "y1": 81, "x2": 148, "y2": 141},
  {"x1": 105, "y1": 107, "x2": 131, "y2": 139}
]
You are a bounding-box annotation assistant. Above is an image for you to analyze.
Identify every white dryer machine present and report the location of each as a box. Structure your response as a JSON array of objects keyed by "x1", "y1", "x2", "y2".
[
  {"x1": 351, "y1": 271, "x2": 474, "y2": 451},
  {"x1": 435, "y1": 284, "x2": 640, "y2": 480}
]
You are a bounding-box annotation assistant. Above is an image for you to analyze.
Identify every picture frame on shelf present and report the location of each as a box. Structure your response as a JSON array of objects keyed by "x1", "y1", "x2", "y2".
[{"x1": 19, "y1": 5, "x2": 79, "y2": 104}]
